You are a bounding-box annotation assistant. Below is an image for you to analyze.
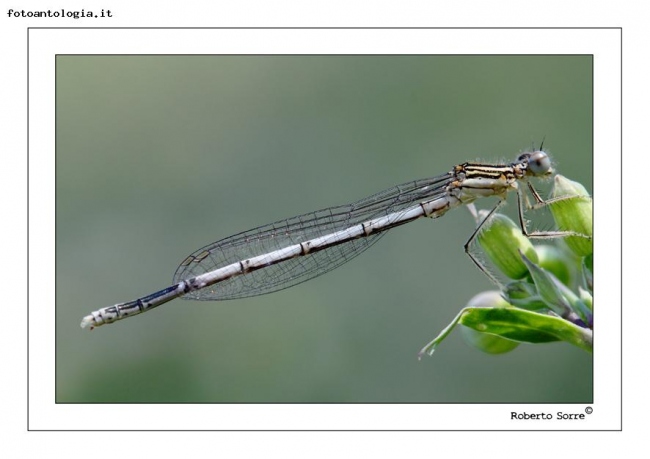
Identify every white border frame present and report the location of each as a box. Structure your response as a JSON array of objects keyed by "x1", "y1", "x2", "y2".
[{"x1": 29, "y1": 28, "x2": 621, "y2": 430}]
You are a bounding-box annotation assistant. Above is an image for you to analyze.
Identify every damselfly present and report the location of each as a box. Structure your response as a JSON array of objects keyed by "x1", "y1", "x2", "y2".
[{"x1": 80, "y1": 149, "x2": 579, "y2": 330}]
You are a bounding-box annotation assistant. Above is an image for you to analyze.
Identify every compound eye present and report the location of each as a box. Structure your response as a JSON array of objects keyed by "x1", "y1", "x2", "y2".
[{"x1": 528, "y1": 151, "x2": 552, "y2": 176}]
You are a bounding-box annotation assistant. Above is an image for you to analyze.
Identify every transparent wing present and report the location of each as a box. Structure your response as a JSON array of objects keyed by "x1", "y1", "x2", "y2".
[{"x1": 173, "y1": 172, "x2": 454, "y2": 300}]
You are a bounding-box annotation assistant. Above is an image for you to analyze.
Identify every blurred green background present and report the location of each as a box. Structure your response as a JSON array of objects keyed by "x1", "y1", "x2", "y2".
[{"x1": 56, "y1": 55, "x2": 592, "y2": 403}]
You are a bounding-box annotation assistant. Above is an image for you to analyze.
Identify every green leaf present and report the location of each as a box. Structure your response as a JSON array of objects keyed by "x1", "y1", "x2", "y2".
[
  {"x1": 461, "y1": 326, "x2": 520, "y2": 354},
  {"x1": 534, "y1": 244, "x2": 576, "y2": 287},
  {"x1": 418, "y1": 308, "x2": 467, "y2": 358},
  {"x1": 502, "y1": 280, "x2": 550, "y2": 311},
  {"x1": 549, "y1": 175, "x2": 593, "y2": 257},
  {"x1": 458, "y1": 307, "x2": 592, "y2": 353},
  {"x1": 520, "y1": 251, "x2": 573, "y2": 317},
  {"x1": 419, "y1": 306, "x2": 592, "y2": 357},
  {"x1": 582, "y1": 254, "x2": 593, "y2": 293},
  {"x1": 477, "y1": 213, "x2": 538, "y2": 280},
  {"x1": 520, "y1": 251, "x2": 592, "y2": 326}
]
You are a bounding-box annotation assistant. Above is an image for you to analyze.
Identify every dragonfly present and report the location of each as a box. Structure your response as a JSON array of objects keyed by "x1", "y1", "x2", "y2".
[{"x1": 80, "y1": 149, "x2": 576, "y2": 330}]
